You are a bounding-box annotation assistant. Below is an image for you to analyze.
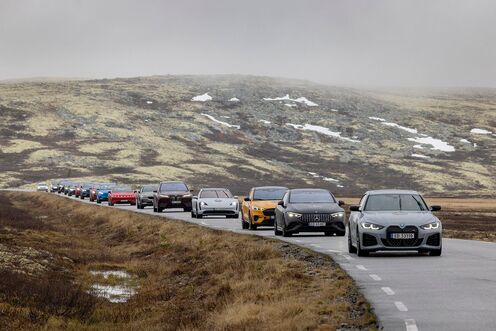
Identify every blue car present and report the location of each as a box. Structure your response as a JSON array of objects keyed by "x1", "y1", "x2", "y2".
[{"x1": 96, "y1": 184, "x2": 115, "y2": 204}]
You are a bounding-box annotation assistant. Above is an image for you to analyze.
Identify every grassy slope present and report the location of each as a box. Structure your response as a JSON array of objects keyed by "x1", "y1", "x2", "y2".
[
  {"x1": 0, "y1": 192, "x2": 376, "y2": 330},
  {"x1": 0, "y1": 75, "x2": 495, "y2": 197}
]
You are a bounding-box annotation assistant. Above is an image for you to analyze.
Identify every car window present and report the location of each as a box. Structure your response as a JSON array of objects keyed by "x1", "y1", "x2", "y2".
[
  {"x1": 289, "y1": 190, "x2": 335, "y2": 203},
  {"x1": 253, "y1": 188, "x2": 287, "y2": 200},
  {"x1": 160, "y1": 183, "x2": 188, "y2": 191},
  {"x1": 364, "y1": 194, "x2": 427, "y2": 211},
  {"x1": 200, "y1": 191, "x2": 218, "y2": 198},
  {"x1": 217, "y1": 190, "x2": 232, "y2": 198},
  {"x1": 141, "y1": 185, "x2": 156, "y2": 192}
]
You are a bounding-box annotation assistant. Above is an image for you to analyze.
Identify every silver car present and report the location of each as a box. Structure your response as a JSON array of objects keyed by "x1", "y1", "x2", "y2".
[
  {"x1": 191, "y1": 188, "x2": 239, "y2": 219},
  {"x1": 348, "y1": 190, "x2": 442, "y2": 256},
  {"x1": 36, "y1": 183, "x2": 49, "y2": 192}
]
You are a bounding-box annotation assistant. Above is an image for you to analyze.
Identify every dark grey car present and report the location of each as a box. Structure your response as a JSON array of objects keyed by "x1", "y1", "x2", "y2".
[
  {"x1": 274, "y1": 188, "x2": 346, "y2": 237},
  {"x1": 136, "y1": 184, "x2": 158, "y2": 209},
  {"x1": 348, "y1": 189, "x2": 442, "y2": 256}
]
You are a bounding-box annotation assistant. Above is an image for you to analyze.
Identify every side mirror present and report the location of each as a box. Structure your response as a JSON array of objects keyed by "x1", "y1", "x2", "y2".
[
  {"x1": 244, "y1": 197, "x2": 251, "y2": 202},
  {"x1": 190, "y1": 189, "x2": 194, "y2": 193},
  {"x1": 108, "y1": 191, "x2": 112, "y2": 194},
  {"x1": 349, "y1": 205, "x2": 361, "y2": 212},
  {"x1": 134, "y1": 190, "x2": 137, "y2": 193},
  {"x1": 430, "y1": 205, "x2": 441, "y2": 212},
  {"x1": 277, "y1": 200, "x2": 285, "y2": 207},
  {"x1": 338, "y1": 200, "x2": 345, "y2": 207}
]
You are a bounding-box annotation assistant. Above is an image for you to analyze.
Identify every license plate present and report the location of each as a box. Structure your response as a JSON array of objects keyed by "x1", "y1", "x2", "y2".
[
  {"x1": 309, "y1": 222, "x2": 326, "y2": 227},
  {"x1": 171, "y1": 200, "x2": 181, "y2": 204},
  {"x1": 390, "y1": 233, "x2": 415, "y2": 239},
  {"x1": 121, "y1": 200, "x2": 128, "y2": 203}
]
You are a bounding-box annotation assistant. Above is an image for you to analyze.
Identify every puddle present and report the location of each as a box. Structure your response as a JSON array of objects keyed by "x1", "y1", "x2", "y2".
[
  {"x1": 90, "y1": 284, "x2": 136, "y2": 303},
  {"x1": 88, "y1": 269, "x2": 137, "y2": 303}
]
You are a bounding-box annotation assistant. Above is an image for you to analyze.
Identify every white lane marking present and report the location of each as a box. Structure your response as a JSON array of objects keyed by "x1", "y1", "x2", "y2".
[
  {"x1": 200, "y1": 221, "x2": 207, "y2": 225},
  {"x1": 327, "y1": 249, "x2": 341, "y2": 253},
  {"x1": 369, "y1": 274, "x2": 382, "y2": 281},
  {"x1": 356, "y1": 265, "x2": 367, "y2": 271},
  {"x1": 310, "y1": 244, "x2": 321, "y2": 248},
  {"x1": 394, "y1": 301, "x2": 408, "y2": 312},
  {"x1": 381, "y1": 287, "x2": 395, "y2": 295},
  {"x1": 294, "y1": 239, "x2": 302, "y2": 242},
  {"x1": 342, "y1": 254, "x2": 354, "y2": 260},
  {"x1": 405, "y1": 319, "x2": 418, "y2": 331}
]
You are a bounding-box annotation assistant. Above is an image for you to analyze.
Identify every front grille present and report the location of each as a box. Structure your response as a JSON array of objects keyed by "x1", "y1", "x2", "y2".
[
  {"x1": 383, "y1": 225, "x2": 421, "y2": 247},
  {"x1": 362, "y1": 234, "x2": 377, "y2": 247},
  {"x1": 263, "y1": 208, "x2": 275, "y2": 216},
  {"x1": 301, "y1": 213, "x2": 333, "y2": 223},
  {"x1": 426, "y1": 233, "x2": 440, "y2": 246}
]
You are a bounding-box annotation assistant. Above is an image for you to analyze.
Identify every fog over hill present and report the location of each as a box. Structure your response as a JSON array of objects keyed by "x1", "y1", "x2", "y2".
[{"x1": 0, "y1": 75, "x2": 495, "y2": 196}]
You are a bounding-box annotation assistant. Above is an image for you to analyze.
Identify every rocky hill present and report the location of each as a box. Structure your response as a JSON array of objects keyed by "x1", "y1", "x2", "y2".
[{"x1": 0, "y1": 75, "x2": 495, "y2": 196}]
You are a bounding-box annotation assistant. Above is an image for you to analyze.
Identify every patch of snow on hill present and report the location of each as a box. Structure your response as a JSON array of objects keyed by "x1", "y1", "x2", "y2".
[
  {"x1": 263, "y1": 94, "x2": 318, "y2": 106},
  {"x1": 285, "y1": 103, "x2": 297, "y2": 107},
  {"x1": 201, "y1": 113, "x2": 240, "y2": 129},
  {"x1": 413, "y1": 144, "x2": 423, "y2": 149},
  {"x1": 330, "y1": 109, "x2": 339, "y2": 112},
  {"x1": 146, "y1": 101, "x2": 153, "y2": 104},
  {"x1": 382, "y1": 122, "x2": 418, "y2": 134},
  {"x1": 470, "y1": 128, "x2": 492, "y2": 134},
  {"x1": 259, "y1": 119, "x2": 271, "y2": 124},
  {"x1": 369, "y1": 116, "x2": 386, "y2": 122},
  {"x1": 192, "y1": 93, "x2": 212, "y2": 102},
  {"x1": 407, "y1": 136, "x2": 455, "y2": 152},
  {"x1": 229, "y1": 97, "x2": 239, "y2": 102},
  {"x1": 412, "y1": 153, "x2": 430, "y2": 159},
  {"x1": 287, "y1": 123, "x2": 360, "y2": 143}
]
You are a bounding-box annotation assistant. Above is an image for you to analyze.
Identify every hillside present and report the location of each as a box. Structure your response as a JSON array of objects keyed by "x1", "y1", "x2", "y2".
[{"x1": 0, "y1": 75, "x2": 495, "y2": 196}]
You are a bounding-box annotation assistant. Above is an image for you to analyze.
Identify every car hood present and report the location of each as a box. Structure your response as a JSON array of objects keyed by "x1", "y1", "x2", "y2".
[
  {"x1": 363, "y1": 211, "x2": 437, "y2": 225},
  {"x1": 252, "y1": 200, "x2": 279, "y2": 209},
  {"x1": 288, "y1": 203, "x2": 344, "y2": 214},
  {"x1": 160, "y1": 191, "x2": 190, "y2": 196}
]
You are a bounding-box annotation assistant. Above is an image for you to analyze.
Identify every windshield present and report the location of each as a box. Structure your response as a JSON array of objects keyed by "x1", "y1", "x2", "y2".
[
  {"x1": 142, "y1": 185, "x2": 157, "y2": 192},
  {"x1": 200, "y1": 190, "x2": 233, "y2": 198},
  {"x1": 160, "y1": 182, "x2": 188, "y2": 191},
  {"x1": 253, "y1": 188, "x2": 287, "y2": 200},
  {"x1": 113, "y1": 187, "x2": 133, "y2": 192},
  {"x1": 289, "y1": 190, "x2": 335, "y2": 203},
  {"x1": 364, "y1": 194, "x2": 428, "y2": 211}
]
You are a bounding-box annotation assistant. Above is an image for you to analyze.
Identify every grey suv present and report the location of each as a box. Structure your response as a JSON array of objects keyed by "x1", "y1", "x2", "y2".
[{"x1": 136, "y1": 184, "x2": 158, "y2": 209}]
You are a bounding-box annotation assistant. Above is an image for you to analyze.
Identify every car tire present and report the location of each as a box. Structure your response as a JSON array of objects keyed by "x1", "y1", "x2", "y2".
[
  {"x1": 191, "y1": 210, "x2": 195, "y2": 218},
  {"x1": 282, "y1": 226, "x2": 292, "y2": 237},
  {"x1": 157, "y1": 207, "x2": 163, "y2": 213},
  {"x1": 184, "y1": 207, "x2": 192, "y2": 212},
  {"x1": 97, "y1": 200, "x2": 101, "y2": 204},
  {"x1": 335, "y1": 230, "x2": 346, "y2": 237},
  {"x1": 348, "y1": 230, "x2": 357, "y2": 254},
  {"x1": 197, "y1": 213, "x2": 203, "y2": 219},
  {"x1": 108, "y1": 202, "x2": 114, "y2": 206},
  {"x1": 274, "y1": 223, "x2": 282, "y2": 236},
  {"x1": 430, "y1": 247, "x2": 442, "y2": 256},
  {"x1": 241, "y1": 220, "x2": 249, "y2": 229},
  {"x1": 153, "y1": 205, "x2": 157, "y2": 212},
  {"x1": 356, "y1": 231, "x2": 368, "y2": 256}
]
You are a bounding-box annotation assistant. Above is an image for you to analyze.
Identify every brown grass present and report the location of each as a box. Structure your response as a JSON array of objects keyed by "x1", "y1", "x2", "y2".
[{"x1": 0, "y1": 192, "x2": 376, "y2": 330}]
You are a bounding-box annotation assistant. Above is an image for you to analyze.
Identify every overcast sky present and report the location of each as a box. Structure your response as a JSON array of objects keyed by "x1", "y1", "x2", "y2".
[{"x1": 1, "y1": 0, "x2": 495, "y2": 87}]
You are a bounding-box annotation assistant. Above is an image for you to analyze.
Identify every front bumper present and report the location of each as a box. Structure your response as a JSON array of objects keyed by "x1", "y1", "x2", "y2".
[
  {"x1": 251, "y1": 209, "x2": 275, "y2": 226},
  {"x1": 81, "y1": 190, "x2": 90, "y2": 197},
  {"x1": 198, "y1": 206, "x2": 238, "y2": 216},
  {"x1": 97, "y1": 194, "x2": 109, "y2": 201},
  {"x1": 157, "y1": 197, "x2": 192, "y2": 209},
  {"x1": 286, "y1": 220, "x2": 345, "y2": 233},
  {"x1": 359, "y1": 226, "x2": 442, "y2": 252},
  {"x1": 139, "y1": 196, "x2": 154, "y2": 206},
  {"x1": 109, "y1": 197, "x2": 136, "y2": 204}
]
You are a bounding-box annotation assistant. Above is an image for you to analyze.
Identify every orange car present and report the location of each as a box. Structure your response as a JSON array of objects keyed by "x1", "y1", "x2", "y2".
[{"x1": 241, "y1": 186, "x2": 288, "y2": 230}]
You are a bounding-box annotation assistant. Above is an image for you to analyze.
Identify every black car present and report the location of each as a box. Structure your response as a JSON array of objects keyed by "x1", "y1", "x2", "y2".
[
  {"x1": 274, "y1": 188, "x2": 346, "y2": 237},
  {"x1": 153, "y1": 181, "x2": 193, "y2": 212},
  {"x1": 136, "y1": 184, "x2": 158, "y2": 209},
  {"x1": 79, "y1": 183, "x2": 93, "y2": 199}
]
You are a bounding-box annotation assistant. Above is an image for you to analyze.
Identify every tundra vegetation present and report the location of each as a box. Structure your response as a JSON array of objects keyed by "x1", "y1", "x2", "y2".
[
  {"x1": 0, "y1": 75, "x2": 495, "y2": 196},
  {"x1": 0, "y1": 192, "x2": 376, "y2": 330}
]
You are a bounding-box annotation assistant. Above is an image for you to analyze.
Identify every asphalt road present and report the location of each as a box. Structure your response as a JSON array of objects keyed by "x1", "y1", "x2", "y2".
[{"x1": 49, "y1": 193, "x2": 496, "y2": 330}]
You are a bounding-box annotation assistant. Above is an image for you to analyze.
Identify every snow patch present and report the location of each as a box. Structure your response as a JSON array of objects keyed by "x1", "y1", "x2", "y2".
[
  {"x1": 470, "y1": 128, "x2": 492, "y2": 134},
  {"x1": 229, "y1": 97, "x2": 240, "y2": 102},
  {"x1": 90, "y1": 284, "x2": 136, "y2": 303},
  {"x1": 330, "y1": 109, "x2": 339, "y2": 112},
  {"x1": 263, "y1": 94, "x2": 318, "y2": 106},
  {"x1": 382, "y1": 122, "x2": 418, "y2": 134},
  {"x1": 192, "y1": 93, "x2": 212, "y2": 102},
  {"x1": 90, "y1": 270, "x2": 131, "y2": 279},
  {"x1": 411, "y1": 153, "x2": 430, "y2": 159},
  {"x1": 369, "y1": 116, "x2": 386, "y2": 122},
  {"x1": 286, "y1": 123, "x2": 360, "y2": 143},
  {"x1": 407, "y1": 136, "x2": 455, "y2": 152},
  {"x1": 413, "y1": 144, "x2": 423, "y2": 149},
  {"x1": 284, "y1": 103, "x2": 297, "y2": 107},
  {"x1": 146, "y1": 101, "x2": 153, "y2": 104},
  {"x1": 201, "y1": 113, "x2": 240, "y2": 129},
  {"x1": 259, "y1": 119, "x2": 271, "y2": 124}
]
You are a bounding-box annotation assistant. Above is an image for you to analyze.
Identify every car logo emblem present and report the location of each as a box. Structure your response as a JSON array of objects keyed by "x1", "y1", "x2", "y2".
[
  {"x1": 315, "y1": 217, "x2": 320, "y2": 221},
  {"x1": 400, "y1": 224, "x2": 405, "y2": 228}
]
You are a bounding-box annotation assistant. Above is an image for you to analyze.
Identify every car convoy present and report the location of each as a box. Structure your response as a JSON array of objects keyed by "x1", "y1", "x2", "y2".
[{"x1": 46, "y1": 180, "x2": 443, "y2": 256}]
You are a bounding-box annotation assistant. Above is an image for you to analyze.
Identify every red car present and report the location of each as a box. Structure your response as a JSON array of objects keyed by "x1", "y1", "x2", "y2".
[
  {"x1": 108, "y1": 186, "x2": 137, "y2": 206},
  {"x1": 74, "y1": 184, "x2": 82, "y2": 198}
]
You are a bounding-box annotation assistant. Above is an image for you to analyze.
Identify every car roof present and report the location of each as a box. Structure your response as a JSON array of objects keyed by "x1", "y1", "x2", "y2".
[
  {"x1": 366, "y1": 189, "x2": 420, "y2": 195},
  {"x1": 253, "y1": 186, "x2": 288, "y2": 190},
  {"x1": 160, "y1": 181, "x2": 186, "y2": 184},
  {"x1": 289, "y1": 188, "x2": 330, "y2": 193},
  {"x1": 200, "y1": 188, "x2": 230, "y2": 191}
]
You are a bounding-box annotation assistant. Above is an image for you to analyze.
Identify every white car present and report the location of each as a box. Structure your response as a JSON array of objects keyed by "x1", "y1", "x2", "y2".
[
  {"x1": 36, "y1": 183, "x2": 49, "y2": 192},
  {"x1": 191, "y1": 188, "x2": 239, "y2": 219}
]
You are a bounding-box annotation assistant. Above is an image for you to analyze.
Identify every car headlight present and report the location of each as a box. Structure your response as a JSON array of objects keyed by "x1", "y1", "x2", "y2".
[
  {"x1": 420, "y1": 221, "x2": 440, "y2": 230},
  {"x1": 229, "y1": 201, "x2": 237, "y2": 206},
  {"x1": 332, "y1": 212, "x2": 344, "y2": 218},
  {"x1": 288, "y1": 212, "x2": 302, "y2": 218},
  {"x1": 360, "y1": 222, "x2": 384, "y2": 230},
  {"x1": 200, "y1": 201, "x2": 208, "y2": 206},
  {"x1": 253, "y1": 206, "x2": 265, "y2": 211},
  {"x1": 160, "y1": 194, "x2": 170, "y2": 198},
  {"x1": 183, "y1": 194, "x2": 192, "y2": 198}
]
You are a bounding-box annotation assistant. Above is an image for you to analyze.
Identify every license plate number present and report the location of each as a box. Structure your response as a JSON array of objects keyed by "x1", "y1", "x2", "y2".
[
  {"x1": 390, "y1": 233, "x2": 415, "y2": 239},
  {"x1": 309, "y1": 222, "x2": 326, "y2": 227},
  {"x1": 171, "y1": 200, "x2": 181, "y2": 204},
  {"x1": 121, "y1": 200, "x2": 128, "y2": 203}
]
